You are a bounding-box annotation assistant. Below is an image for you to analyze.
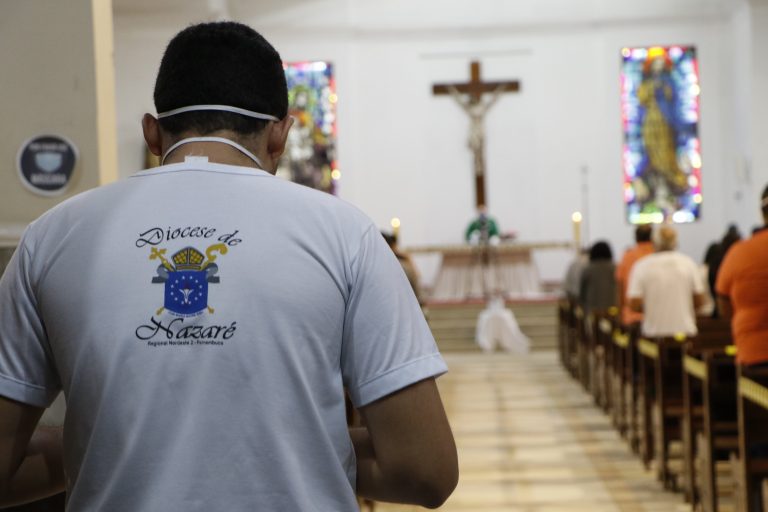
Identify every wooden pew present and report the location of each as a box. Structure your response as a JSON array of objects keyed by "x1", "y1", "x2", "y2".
[
  {"x1": 735, "y1": 367, "x2": 768, "y2": 511},
  {"x1": 680, "y1": 318, "x2": 735, "y2": 510},
  {"x1": 558, "y1": 298, "x2": 578, "y2": 379},
  {"x1": 682, "y1": 349, "x2": 705, "y2": 504},
  {"x1": 593, "y1": 309, "x2": 619, "y2": 413},
  {"x1": 598, "y1": 315, "x2": 613, "y2": 412},
  {"x1": 558, "y1": 299, "x2": 570, "y2": 370},
  {"x1": 574, "y1": 305, "x2": 591, "y2": 391},
  {"x1": 637, "y1": 336, "x2": 659, "y2": 470},
  {"x1": 585, "y1": 312, "x2": 604, "y2": 407},
  {"x1": 763, "y1": 479, "x2": 768, "y2": 511},
  {"x1": 610, "y1": 327, "x2": 631, "y2": 438},
  {"x1": 638, "y1": 334, "x2": 693, "y2": 489},
  {"x1": 683, "y1": 346, "x2": 738, "y2": 511},
  {"x1": 618, "y1": 325, "x2": 643, "y2": 453},
  {"x1": 689, "y1": 351, "x2": 738, "y2": 510}
]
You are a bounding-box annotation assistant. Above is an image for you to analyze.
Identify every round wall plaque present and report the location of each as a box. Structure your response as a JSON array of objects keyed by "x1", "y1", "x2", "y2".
[{"x1": 17, "y1": 135, "x2": 78, "y2": 196}]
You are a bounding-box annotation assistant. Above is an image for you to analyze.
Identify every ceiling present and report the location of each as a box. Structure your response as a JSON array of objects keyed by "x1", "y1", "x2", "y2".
[
  {"x1": 112, "y1": 0, "x2": 326, "y2": 17},
  {"x1": 111, "y1": 0, "x2": 744, "y2": 31}
]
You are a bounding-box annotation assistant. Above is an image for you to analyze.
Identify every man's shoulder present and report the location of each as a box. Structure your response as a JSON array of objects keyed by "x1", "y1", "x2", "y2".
[
  {"x1": 632, "y1": 251, "x2": 657, "y2": 269},
  {"x1": 26, "y1": 179, "x2": 126, "y2": 231},
  {"x1": 718, "y1": 237, "x2": 759, "y2": 273},
  {"x1": 34, "y1": 169, "x2": 370, "y2": 233},
  {"x1": 669, "y1": 250, "x2": 697, "y2": 266},
  {"x1": 621, "y1": 244, "x2": 646, "y2": 264},
  {"x1": 729, "y1": 234, "x2": 767, "y2": 257}
]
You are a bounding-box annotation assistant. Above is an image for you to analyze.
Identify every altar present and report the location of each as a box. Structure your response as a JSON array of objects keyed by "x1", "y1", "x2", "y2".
[{"x1": 408, "y1": 241, "x2": 572, "y2": 302}]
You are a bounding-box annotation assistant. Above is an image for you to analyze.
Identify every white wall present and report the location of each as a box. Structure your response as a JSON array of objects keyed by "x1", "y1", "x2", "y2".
[
  {"x1": 749, "y1": 3, "x2": 768, "y2": 212},
  {"x1": 113, "y1": 1, "x2": 751, "y2": 282},
  {"x1": 0, "y1": 0, "x2": 115, "y2": 232},
  {"x1": 723, "y1": 0, "x2": 768, "y2": 237}
]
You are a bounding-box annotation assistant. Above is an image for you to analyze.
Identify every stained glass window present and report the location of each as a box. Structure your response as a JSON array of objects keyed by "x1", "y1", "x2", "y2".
[
  {"x1": 277, "y1": 61, "x2": 338, "y2": 194},
  {"x1": 621, "y1": 46, "x2": 701, "y2": 224}
]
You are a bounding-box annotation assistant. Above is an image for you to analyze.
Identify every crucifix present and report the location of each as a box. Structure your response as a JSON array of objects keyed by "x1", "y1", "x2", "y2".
[{"x1": 432, "y1": 61, "x2": 521, "y2": 208}]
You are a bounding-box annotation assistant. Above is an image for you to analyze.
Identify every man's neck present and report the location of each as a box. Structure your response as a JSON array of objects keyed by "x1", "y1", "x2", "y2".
[
  {"x1": 162, "y1": 133, "x2": 272, "y2": 172},
  {"x1": 164, "y1": 142, "x2": 255, "y2": 167}
]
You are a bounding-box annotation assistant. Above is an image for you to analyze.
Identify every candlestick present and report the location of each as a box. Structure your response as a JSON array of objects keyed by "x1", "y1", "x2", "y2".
[
  {"x1": 390, "y1": 217, "x2": 401, "y2": 240},
  {"x1": 571, "y1": 211, "x2": 582, "y2": 252}
]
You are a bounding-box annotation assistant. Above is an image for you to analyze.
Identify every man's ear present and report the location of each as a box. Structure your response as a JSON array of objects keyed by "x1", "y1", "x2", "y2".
[
  {"x1": 142, "y1": 114, "x2": 163, "y2": 156},
  {"x1": 266, "y1": 116, "x2": 294, "y2": 162}
]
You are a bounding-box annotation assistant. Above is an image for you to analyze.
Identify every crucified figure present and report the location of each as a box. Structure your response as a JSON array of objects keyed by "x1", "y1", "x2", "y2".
[{"x1": 447, "y1": 84, "x2": 507, "y2": 178}]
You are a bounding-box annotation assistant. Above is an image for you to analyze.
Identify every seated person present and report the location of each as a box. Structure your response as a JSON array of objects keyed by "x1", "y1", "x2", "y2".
[
  {"x1": 716, "y1": 185, "x2": 768, "y2": 367},
  {"x1": 626, "y1": 226, "x2": 706, "y2": 337}
]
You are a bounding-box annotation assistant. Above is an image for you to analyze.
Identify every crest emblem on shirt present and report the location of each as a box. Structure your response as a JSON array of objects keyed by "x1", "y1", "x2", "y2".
[{"x1": 147, "y1": 244, "x2": 227, "y2": 316}]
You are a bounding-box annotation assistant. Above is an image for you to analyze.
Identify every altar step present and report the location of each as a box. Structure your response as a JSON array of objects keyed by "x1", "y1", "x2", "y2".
[{"x1": 425, "y1": 299, "x2": 558, "y2": 352}]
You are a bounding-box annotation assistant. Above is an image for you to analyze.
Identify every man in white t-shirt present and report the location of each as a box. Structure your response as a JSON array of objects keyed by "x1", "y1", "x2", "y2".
[
  {"x1": 0, "y1": 22, "x2": 457, "y2": 510},
  {"x1": 626, "y1": 226, "x2": 706, "y2": 337}
]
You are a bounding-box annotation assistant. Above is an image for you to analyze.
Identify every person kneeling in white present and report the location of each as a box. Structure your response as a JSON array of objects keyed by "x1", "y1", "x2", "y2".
[
  {"x1": 475, "y1": 295, "x2": 531, "y2": 353},
  {"x1": 626, "y1": 226, "x2": 706, "y2": 337}
]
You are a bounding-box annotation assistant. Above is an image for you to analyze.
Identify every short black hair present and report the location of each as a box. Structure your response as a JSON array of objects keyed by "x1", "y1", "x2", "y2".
[
  {"x1": 762, "y1": 184, "x2": 768, "y2": 218},
  {"x1": 381, "y1": 232, "x2": 397, "y2": 247},
  {"x1": 153, "y1": 22, "x2": 288, "y2": 136},
  {"x1": 589, "y1": 240, "x2": 613, "y2": 262},
  {"x1": 635, "y1": 224, "x2": 652, "y2": 243}
]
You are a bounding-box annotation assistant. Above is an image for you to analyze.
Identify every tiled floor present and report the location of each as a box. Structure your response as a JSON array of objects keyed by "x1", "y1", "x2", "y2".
[{"x1": 376, "y1": 351, "x2": 690, "y2": 512}]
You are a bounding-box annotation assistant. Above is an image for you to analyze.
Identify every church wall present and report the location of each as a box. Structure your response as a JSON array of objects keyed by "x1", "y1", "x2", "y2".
[
  {"x1": 589, "y1": 21, "x2": 730, "y2": 269},
  {"x1": 113, "y1": 9, "x2": 742, "y2": 283},
  {"x1": 0, "y1": 1, "x2": 116, "y2": 243},
  {"x1": 749, "y1": 4, "x2": 768, "y2": 216},
  {"x1": 270, "y1": 19, "x2": 734, "y2": 281},
  {"x1": 715, "y1": 0, "x2": 768, "y2": 240},
  {"x1": 723, "y1": 1, "x2": 757, "y2": 234},
  {"x1": 113, "y1": 20, "x2": 168, "y2": 178}
]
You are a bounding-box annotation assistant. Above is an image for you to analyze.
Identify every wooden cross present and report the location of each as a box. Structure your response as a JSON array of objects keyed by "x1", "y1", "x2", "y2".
[{"x1": 432, "y1": 61, "x2": 520, "y2": 208}]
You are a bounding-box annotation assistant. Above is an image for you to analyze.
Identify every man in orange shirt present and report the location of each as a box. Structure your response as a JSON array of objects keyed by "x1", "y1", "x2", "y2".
[
  {"x1": 716, "y1": 185, "x2": 768, "y2": 366},
  {"x1": 616, "y1": 224, "x2": 654, "y2": 327}
]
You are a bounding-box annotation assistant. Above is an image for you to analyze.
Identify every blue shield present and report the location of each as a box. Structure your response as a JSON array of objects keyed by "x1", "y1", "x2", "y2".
[{"x1": 164, "y1": 270, "x2": 208, "y2": 316}]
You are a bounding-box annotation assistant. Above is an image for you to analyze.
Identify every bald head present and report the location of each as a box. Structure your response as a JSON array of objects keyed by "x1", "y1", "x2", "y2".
[{"x1": 655, "y1": 226, "x2": 678, "y2": 251}]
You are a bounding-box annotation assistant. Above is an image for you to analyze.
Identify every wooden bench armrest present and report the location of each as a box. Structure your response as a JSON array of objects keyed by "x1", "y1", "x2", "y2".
[
  {"x1": 613, "y1": 332, "x2": 629, "y2": 349},
  {"x1": 684, "y1": 355, "x2": 707, "y2": 381},
  {"x1": 739, "y1": 377, "x2": 768, "y2": 411},
  {"x1": 638, "y1": 338, "x2": 659, "y2": 359}
]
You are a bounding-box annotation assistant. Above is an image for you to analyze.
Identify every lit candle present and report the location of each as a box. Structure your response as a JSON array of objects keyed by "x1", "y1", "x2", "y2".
[
  {"x1": 390, "y1": 217, "x2": 401, "y2": 239},
  {"x1": 571, "y1": 211, "x2": 582, "y2": 251}
]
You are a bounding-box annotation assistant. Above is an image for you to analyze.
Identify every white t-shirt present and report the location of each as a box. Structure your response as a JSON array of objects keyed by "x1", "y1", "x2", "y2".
[
  {"x1": 626, "y1": 250, "x2": 705, "y2": 337},
  {"x1": 0, "y1": 158, "x2": 447, "y2": 511}
]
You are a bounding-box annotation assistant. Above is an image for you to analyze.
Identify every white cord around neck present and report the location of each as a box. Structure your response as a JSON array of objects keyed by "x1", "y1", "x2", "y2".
[{"x1": 160, "y1": 136, "x2": 266, "y2": 168}]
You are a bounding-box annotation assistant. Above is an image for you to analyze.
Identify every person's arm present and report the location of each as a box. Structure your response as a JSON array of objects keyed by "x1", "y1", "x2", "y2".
[
  {"x1": 578, "y1": 267, "x2": 587, "y2": 307},
  {"x1": 489, "y1": 219, "x2": 500, "y2": 238},
  {"x1": 0, "y1": 396, "x2": 64, "y2": 508},
  {"x1": 714, "y1": 246, "x2": 737, "y2": 321},
  {"x1": 693, "y1": 292, "x2": 706, "y2": 313},
  {"x1": 615, "y1": 281, "x2": 625, "y2": 316},
  {"x1": 464, "y1": 221, "x2": 477, "y2": 242},
  {"x1": 717, "y1": 294, "x2": 734, "y2": 320},
  {"x1": 628, "y1": 297, "x2": 643, "y2": 313},
  {"x1": 352, "y1": 378, "x2": 458, "y2": 509},
  {"x1": 625, "y1": 260, "x2": 644, "y2": 314}
]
